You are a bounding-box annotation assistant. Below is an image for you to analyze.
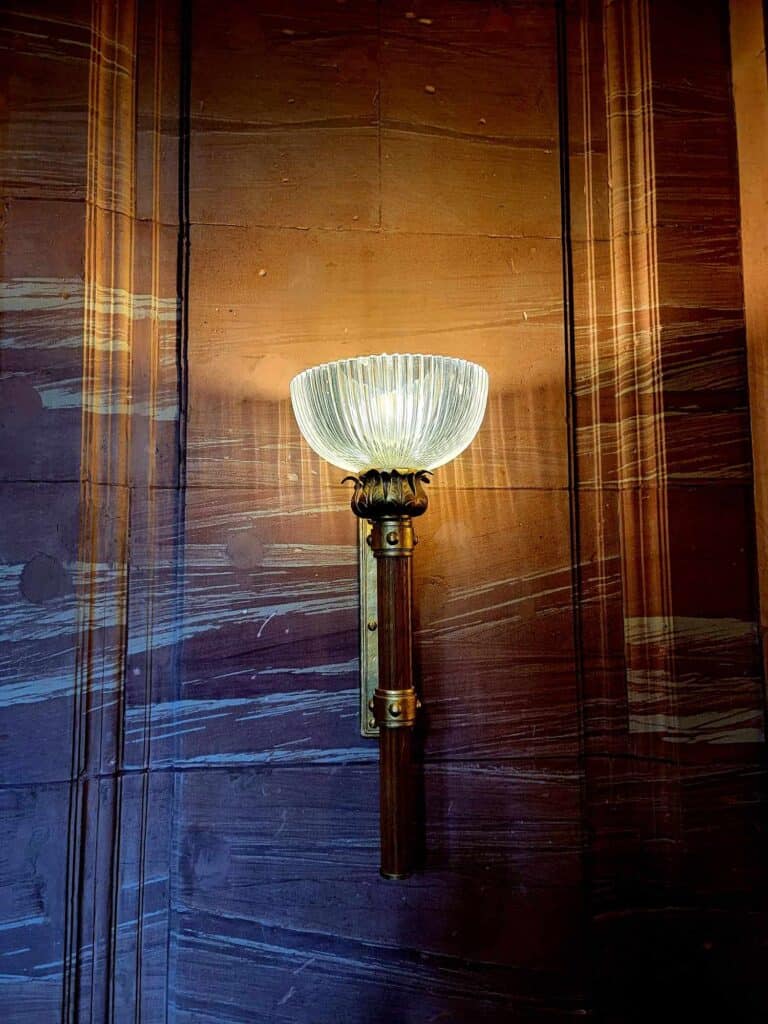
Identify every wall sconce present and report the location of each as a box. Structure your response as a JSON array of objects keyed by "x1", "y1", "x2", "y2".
[{"x1": 290, "y1": 353, "x2": 488, "y2": 878}]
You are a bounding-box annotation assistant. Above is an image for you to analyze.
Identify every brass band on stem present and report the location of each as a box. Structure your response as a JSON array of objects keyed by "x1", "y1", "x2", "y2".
[
  {"x1": 373, "y1": 687, "x2": 419, "y2": 728},
  {"x1": 369, "y1": 517, "x2": 416, "y2": 558}
]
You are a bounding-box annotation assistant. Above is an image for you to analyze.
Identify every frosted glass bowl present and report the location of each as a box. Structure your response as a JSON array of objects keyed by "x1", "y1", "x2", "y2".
[{"x1": 290, "y1": 353, "x2": 489, "y2": 474}]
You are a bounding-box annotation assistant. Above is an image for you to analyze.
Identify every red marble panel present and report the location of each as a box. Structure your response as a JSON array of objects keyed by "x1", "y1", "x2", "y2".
[
  {"x1": 381, "y1": 0, "x2": 556, "y2": 55},
  {"x1": 175, "y1": 484, "x2": 363, "y2": 766},
  {"x1": 1, "y1": 1, "x2": 764, "y2": 1021},
  {"x1": 571, "y1": 233, "x2": 751, "y2": 488},
  {"x1": 189, "y1": 0, "x2": 379, "y2": 229},
  {"x1": 0, "y1": 198, "x2": 85, "y2": 482},
  {"x1": 657, "y1": 224, "x2": 750, "y2": 484},
  {"x1": 380, "y1": 2, "x2": 560, "y2": 237},
  {"x1": 0, "y1": 783, "x2": 69, "y2": 1019},
  {"x1": 665, "y1": 486, "x2": 757, "y2": 621},
  {"x1": 615, "y1": 487, "x2": 763, "y2": 755},
  {"x1": 415, "y1": 486, "x2": 578, "y2": 759},
  {"x1": 380, "y1": 131, "x2": 560, "y2": 238},
  {"x1": 586, "y1": 753, "x2": 766, "y2": 1023},
  {"x1": 381, "y1": 30, "x2": 557, "y2": 144},
  {"x1": 0, "y1": 481, "x2": 133, "y2": 784},
  {"x1": 142, "y1": 484, "x2": 579, "y2": 766},
  {"x1": 650, "y1": 0, "x2": 740, "y2": 233},
  {"x1": 586, "y1": 752, "x2": 764, "y2": 904},
  {"x1": 592, "y1": 905, "x2": 768, "y2": 1022},
  {"x1": 0, "y1": 2, "x2": 90, "y2": 199},
  {"x1": 171, "y1": 761, "x2": 587, "y2": 1020},
  {"x1": 0, "y1": 483, "x2": 79, "y2": 783}
]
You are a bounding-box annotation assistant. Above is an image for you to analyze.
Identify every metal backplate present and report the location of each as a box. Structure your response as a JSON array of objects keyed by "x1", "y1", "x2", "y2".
[{"x1": 359, "y1": 518, "x2": 379, "y2": 737}]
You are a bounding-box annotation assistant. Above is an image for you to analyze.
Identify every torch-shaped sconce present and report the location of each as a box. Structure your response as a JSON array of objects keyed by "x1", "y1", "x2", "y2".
[{"x1": 290, "y1": 354, "x2": 488, "y2": 878}]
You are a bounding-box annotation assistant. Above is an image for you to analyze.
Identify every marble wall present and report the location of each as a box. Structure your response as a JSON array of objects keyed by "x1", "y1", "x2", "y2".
[{"x1": 0, "y1": 1, "x2": 765, "y2": 1021}]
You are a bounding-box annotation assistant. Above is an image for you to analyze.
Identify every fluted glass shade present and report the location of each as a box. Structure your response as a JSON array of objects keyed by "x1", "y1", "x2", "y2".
[{"x1": 290, "y1": 353, "x2": 489, "y2": 473}]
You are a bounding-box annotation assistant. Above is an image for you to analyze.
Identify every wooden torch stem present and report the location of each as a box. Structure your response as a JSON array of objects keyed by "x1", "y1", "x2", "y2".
[
  {"x1": 347, "y1": 471, "x2": 430, "y2": 879},
  {"x1": 378, "y1": 727, "x2": 414, "y2": 879},
  {"x1": 372, "y1": 517, "x2": 418, "y2": 880}
]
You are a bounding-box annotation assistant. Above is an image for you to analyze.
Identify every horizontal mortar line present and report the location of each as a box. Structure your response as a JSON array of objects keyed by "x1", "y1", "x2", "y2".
[
  {"x1": 204, "y1": 20, "x2": 558, "y2": 66},
  {"x1": 2, "y1": 192, "x2": 177, "y2": 226},
  {"x1": 187, "y1": 219, "x2": 565, "y2": 240},
  {"x1": 213, "y1": 24, "x2": 378, "y2": 43},
  {"x1": 132, "y1": 216, "x2": 189, "y2": 228},
  {"x1": 0, "y1": 188, "x2": 87, "y2": 203},
  {"x1": 378, "y1": 28, "x2": 560, "y2": 64},
  {"x1": 0, "y1": 44, "x2": 89, "y2": 67},
  {"x1": 578, "y1": 748, "x2": 766, "y2": 769},
  {"x1": 5, "y1": 749, "x2": 749, "y2": 793},
  {"x1": 382, "y1": 119, "x2": 558, "y2": 149},
  {"x1": 0, "y1": 754, "x2": 592, "y2": 789},
  {"x1": 170, "y1": 911, "x2": 589, "y2": 992},
  {"x1": 0, "y1": 197, "x2": 597, "y2": 243},
  {"x1": 193, "y1": 114, "x2": 558, "y2": 151},
  {"x1": 2, "y1": 195, "x2": 86, "y2": 205},
  {"x1": 32, "y1": 192, "x2": 140, "y2": 219},
  {"x1": 171, "y1": 908, "x2": 586, "y2": 973},
  {"x1": 193, "y1": 115, "x2": 378, "y2": 133},
  {"x1": 1, "y1": 479, "x2": 135, "y2": 488},
  {"x1": 0, "y1": 218, "x2": 566, "y2": 242},
  {"x1": 1, "y1": 196, "x2": 738, "y2": 242}
]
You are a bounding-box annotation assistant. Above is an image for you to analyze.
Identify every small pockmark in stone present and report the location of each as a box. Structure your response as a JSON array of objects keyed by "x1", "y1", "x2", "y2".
[{"x1": 20, "y1": 554, "x2": 70, "y2": 604}]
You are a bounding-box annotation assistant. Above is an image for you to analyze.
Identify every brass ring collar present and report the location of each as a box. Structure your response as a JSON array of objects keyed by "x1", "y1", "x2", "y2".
[
  {"x1": 373, "y1": 687, "x2": 419, "y2": 728},
  {"x1": 369, "y1": 517, "x2": 416, "y2": 557}
]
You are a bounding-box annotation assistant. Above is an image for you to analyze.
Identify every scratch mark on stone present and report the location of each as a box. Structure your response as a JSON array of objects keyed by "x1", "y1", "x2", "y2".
[
  {"x1": 257, "y1": 612, "x2": 275, "y2": 638},
  {"x1": 278, "y1": 986, "x2": 296, "y2": 1006}
]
